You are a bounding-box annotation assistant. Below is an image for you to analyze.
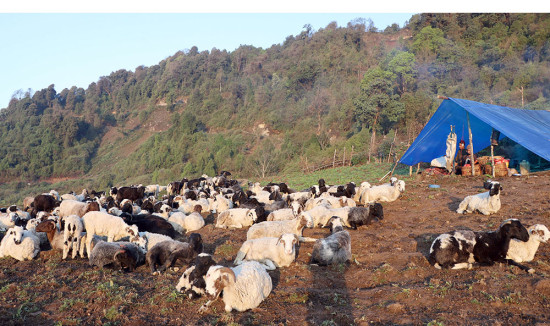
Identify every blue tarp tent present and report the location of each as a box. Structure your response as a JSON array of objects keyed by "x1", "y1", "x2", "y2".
[{"x1": 399, "y1": 97, "x2": 550, "y2": 166}]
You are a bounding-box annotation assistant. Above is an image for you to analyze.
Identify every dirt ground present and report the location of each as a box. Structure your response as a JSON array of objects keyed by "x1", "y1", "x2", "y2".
[{"x1": 1, "y1": 172, "x2": 550, "y2": 326}]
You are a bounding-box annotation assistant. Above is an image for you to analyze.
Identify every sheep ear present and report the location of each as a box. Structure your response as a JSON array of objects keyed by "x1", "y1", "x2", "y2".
[{"x1": 276, "y1": 235, "x2": 283, "y2": 246}]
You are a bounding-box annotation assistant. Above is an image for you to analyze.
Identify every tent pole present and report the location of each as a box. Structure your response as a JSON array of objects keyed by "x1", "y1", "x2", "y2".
[
  {"x1": 491, "y1": 145, "x2": 495, "y2": 178},
  {"x1": 467, "y1": 112, "x2": 475, "y2": 176}
]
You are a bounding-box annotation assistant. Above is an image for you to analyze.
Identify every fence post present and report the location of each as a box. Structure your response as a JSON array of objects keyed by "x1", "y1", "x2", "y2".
[
  {"x1": 343, "y1": 147, "x2": 346, "y2": 166},
  {"x1": 333, "y1": 149, "x2": 336, "y2": 168},
  {"x1": 349, "y1": 146, "x2": 354, "y2": 166}
]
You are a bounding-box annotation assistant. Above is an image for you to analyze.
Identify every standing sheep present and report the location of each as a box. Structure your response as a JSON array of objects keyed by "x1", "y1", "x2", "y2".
[{"x1": 82, "y1": 211, "x2": 140, "y2": 258}]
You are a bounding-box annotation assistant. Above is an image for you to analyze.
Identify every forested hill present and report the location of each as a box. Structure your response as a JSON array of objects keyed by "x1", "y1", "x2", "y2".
[{"x1": 1, "y1": 13, "x2": 549, "y2": 188}]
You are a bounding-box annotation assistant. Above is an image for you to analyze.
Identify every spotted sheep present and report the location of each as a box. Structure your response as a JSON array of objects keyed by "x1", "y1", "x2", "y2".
[
  {"x1": 429, "y1": 219, "x2": 532, "y2": 272},
  {"x1": 456, "y1": 180, "x2": 502, "y2": 215}
]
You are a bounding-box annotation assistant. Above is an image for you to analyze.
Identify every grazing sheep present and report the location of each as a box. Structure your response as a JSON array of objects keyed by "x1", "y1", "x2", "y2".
[
  {"x1": 58, "y1": 200, "x2": 100, "y2": 218},
  {"x1": 360, "y1": 180, "x2": 405, "y2": 204},
  {"x1": 247, "y1": 213, "x2": 315, "y2": 242},
  {"x1": 82, "y1": 211, "x2": 140, "y2": 258},
  {"x1": 0, "y1": 226, "x2": 41, "y2": 261},
  {"x1": 456, "y1": 180, "x2": 502, "y2": 215},
  {"x1": 428, "y1": 219, "x2": 530, "y2": 272},
  {"x1": 199, "y1": 261, "x2": 272, "y2": 313},
  {"x1": 62, "y1": 215, "x2": 85, "y2": 259},
  {"x1": 234, "y1": 233, "x2": 299, "y2": 270},
  {"x1": 506, "y1": 224, "x2": 550, "y2": 272},
  {"x1": 88, "y1": 241, "x2": 145, "y2": 272},
  {"x1": 215, "y1": 208, "x2": 258, "y2": 229},
  {"x1": 146, "y1": 233, "x2": 203, "y2": 275},
  {"x1": 310, "y1": 217, "x2": 352, "y2": 265},
  {"x1": 176, "y1": 253, "x2": 217, "y2": 299}
]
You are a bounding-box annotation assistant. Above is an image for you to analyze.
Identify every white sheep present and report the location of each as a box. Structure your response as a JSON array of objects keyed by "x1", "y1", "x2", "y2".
[
  {"x1": 353, "y1": 181, "x2": 372, "y2": 203},
  {"x1": 131, "y1": 231, "x2": 173, "y2": 252},
  {"x1": 234, "y1": 233, "x2": 299, "y2": 270},
  {"x1": 0, "y1": 212, "x2": 19, "y2": 230},
  {"x1": 199, "y1": 261, "x2": 272, "y2": 313},
  {"x1": 0, "y1": 226, "x2": 40, "y2": 261},
  {"x1": 210, "y1": 194, "x2": 234, "y2": 214},
  {"x1": 507, "y1": 224, "x2": 550, "y2": 267},
  {"x1": 58, "y1": 200, "x2": 97, "y2": 217},
  {"x1": 360, "y1": 180, "x2": 405, "y2": 204},
  {"x1": 25, "y1": 218, "x2": 49, "y2": 247},
  {"x1": 247, "y1": 213, "x2": 315, "y2": 242},
  {"x1": 81, "y1": 211, "x2": 140, "y2": 258},
  {"x1": 62, "y1": 215, "x2": 85, "y2": 259},
  {"x1": 215, "y1": 208, "x2": 258, "y2": 229},
  {"x1": 266, "y1": 201, "x2": 302, "y2": 221},
  {"x1": 456, "y1": 181, "x2": 502, "y2": 215}
]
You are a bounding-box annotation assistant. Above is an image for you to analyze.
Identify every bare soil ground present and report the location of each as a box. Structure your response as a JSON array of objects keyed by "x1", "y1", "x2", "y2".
[{"x1": 1, "y1": 173, "x2": 550, "y2": 325}]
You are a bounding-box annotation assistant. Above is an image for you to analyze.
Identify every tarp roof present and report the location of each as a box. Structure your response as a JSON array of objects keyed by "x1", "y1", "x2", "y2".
[{"x1": 399, "y1": 97, "x2": 550, "y2": 166}]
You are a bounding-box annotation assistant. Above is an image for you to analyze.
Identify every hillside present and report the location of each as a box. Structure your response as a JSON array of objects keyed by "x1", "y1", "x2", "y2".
[{"x1": 0, "y1": 13, "x2": 549, "y2": 196}]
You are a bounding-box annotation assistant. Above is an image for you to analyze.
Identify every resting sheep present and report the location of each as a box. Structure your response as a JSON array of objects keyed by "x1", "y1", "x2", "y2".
[
  {"x1": 310, "y1": 217, "x2": 352, "y2": 265},
  {"x1": 35, "y1": 219, "x2": 65, "y2": 250},
  {"x1": 234, "y1": 233, "x2": 299, "y2": 270},
  {"x1": 456, "y1": 180, "x2": 502, "y2": 215},
  {"x1": 428, "y1": 219, "x2": 531, "y2": 272},
  {"x1": 146, "y1": 233, "x2": 203, "y2": 274},
  {"x1": 0, "y1": 226, "x2": 41, "y2": 261},
  {"x1": 215, "y1": 208, "x2": 258, "y2": 229},
  {"x1": 506, "y1": 224, "x2": 550, "y2": 273},
  {"x1": 247, "y1": 212, "x2": 315, "y2": 242},
  {"x1": 176, "y1": 253, "x2": 217, "y2": 299},
  {"x1": 131, "y1": 231, "x2": 173, "y2": 252},
  {"x1": 360, "y1": 180, "x2": 405, "y2": 204},
  {"x1": 199, "y1": 261, "x2": 272, "y2": 313},
  {"x1": 82, "y1": 211, "x2": 140, "y2": 258},
  {"x1": 89, "y1": 241, "x2": 145, "y2": 272}
]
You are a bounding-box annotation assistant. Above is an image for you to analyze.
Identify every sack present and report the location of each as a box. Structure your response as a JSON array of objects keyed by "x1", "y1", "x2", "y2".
[
  {"x1": 494, "y1": 162, "x2": 508, "y2": 177},
  {"x1": 430, "y1": 156, "x2": 446, "y2": 168}
]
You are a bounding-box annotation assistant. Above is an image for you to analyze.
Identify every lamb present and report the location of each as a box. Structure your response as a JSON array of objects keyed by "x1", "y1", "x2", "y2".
[
  {"x1": 88, "y1": 241, "x2": 145, "y2": 272},
  {"x1": 131, "y1": 231, "x2": 173, "y2": 252},
  {"x1": 176, "y1": 253, "x2": 217, "y2": 299},
  {"x1": 62, "y1": 215, "x2": 85, "y2": 259},
  {"x1": 215, "y1": 208, "x2": 258, "y2": 229},
  {"x1": 146, "y1": 233, "x2": 203, "y2": 274},
  {"x1": 58, "y1": 200, "x2": 100, "y2": 217},
  {"x1": 353, "y1": 181, "x2": 372, "y2": 203},
  {"x1": 0, "y1": 226, "x2": 41, "y2": 261},
  {"x1": 456, "y1": 180, "x2": 502, "y2": 215},
  {"x1": 199, "y1": 261, "x2": 272, "y2": 313},
  {"x1": 247, "y1": 212, "x2": 315, "y2": 242},
  {"x1": 210, "y1": 194, "x2": 234, "y2": 213},
  {"x1": 310, "y1": 217, "x2": 352, "y2": 265},
  {"x1": 234, "y1": 233, "x2": 299, "y2": 270},
  {"x1": 506, "y1": 224, "x2": 550, "y2": 272},
  {"x1": 428, "y1": 219, "x2": 531, "y2": 272},
  {"x1": 81, "y1": 211, "x2": 140, "y2": 258},
  {"x1": 360, "y1": 180, "x2": 405, "y2": 204}
]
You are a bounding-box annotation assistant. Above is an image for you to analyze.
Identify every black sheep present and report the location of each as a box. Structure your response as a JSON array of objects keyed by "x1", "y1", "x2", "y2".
[
  {"x1": 347, "y1": 204, "x2": 384, "y2": 230},
  {"x1": 176, "y1": 253, "x2": 217, "y2": 299}
]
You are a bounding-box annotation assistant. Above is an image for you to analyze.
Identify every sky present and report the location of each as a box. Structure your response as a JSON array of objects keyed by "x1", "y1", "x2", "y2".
[
  {"x1": 1, "y1": 1, "x2": 548, "y2": 110},
  {"x1": 0, "y1": 13, "x2": 416, "y2": 109}
]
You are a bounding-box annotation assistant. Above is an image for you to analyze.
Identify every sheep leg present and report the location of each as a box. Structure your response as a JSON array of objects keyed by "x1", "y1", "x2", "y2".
[
  {"x1": 505, "y1": 259, "x2": 534, "y2": 274},
  {"x1": 299, "y1": 236, "x2": 317, "y2": 242},
  {"x1": 233, "y1": 249, "x2": 248, "y2": 265},
  {"x1": 71, "y1": 236, "x2": 79, "y2": 259},
  {"x1": 259, "y1": 259, "x2": 277, "y2": 270},
  {"x1": 62, "y1": 235, "x2": 71, "y2": 259},
  {"x1": 199, "y1": 291, "x2": 222, "y2": 314},
  {"x1": 160, "y1": 249, "x2": 190, "y2": 273}
]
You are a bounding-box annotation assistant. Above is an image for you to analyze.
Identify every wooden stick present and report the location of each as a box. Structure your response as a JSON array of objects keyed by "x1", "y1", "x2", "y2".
[
  {"x1": 409, "y1": 165, "x2": 413, "y2": 176},
  {"x1": 343, "y1": 147, "x2": 346, "y2": 166},
  {"x1": 349, "y1": 145, "x2": 354, "y2": 166},
  {"x1": 467, "y1": 112, "x2": 475, "y2": 176},
  {"x1": 437, "y1": 95, "x2": 449, "y2": 100},
  {"x1": 491, "y1": 145, "x2": 495, "y2": 178},
  {"x1": 333, "y1": 149, "x2": 336, "y2": 168}
]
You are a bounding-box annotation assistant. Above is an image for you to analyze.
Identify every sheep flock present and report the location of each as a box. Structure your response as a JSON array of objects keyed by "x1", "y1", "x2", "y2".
[{"x1": 0, "y1": 170, "x2": 549, "y2": 324}]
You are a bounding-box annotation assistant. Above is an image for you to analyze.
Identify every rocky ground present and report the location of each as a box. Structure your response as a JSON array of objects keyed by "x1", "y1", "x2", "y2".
[{"x1": 1, "y1": 172, "x2": 550, "y2": 325}]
